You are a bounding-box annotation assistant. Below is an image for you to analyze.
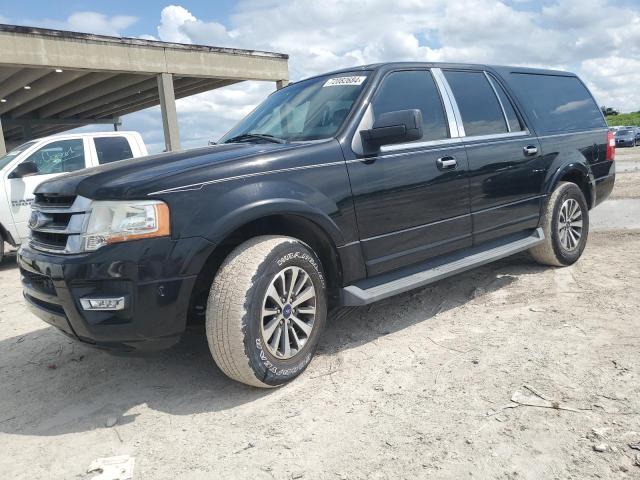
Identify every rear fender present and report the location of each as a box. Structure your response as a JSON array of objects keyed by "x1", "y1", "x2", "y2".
[{"x1": 544, "y1": 161, "x2": 595, "y2": 209}]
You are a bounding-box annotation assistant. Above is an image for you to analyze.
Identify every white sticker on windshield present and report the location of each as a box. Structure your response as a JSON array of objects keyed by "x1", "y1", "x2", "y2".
[{"x1": 323, "y1": 76, "x2": 366, "y2": 87}]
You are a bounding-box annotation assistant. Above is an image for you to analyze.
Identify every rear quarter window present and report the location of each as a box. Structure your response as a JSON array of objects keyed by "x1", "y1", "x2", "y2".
[
  {"x1": 94, "y1": 136, "x2": 134, "y2": 165},
  {"x1": 507, "y1": 73, "x2": 605, "y2": 134}
]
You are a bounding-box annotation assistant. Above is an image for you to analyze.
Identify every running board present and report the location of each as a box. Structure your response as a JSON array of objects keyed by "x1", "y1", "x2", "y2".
[{"x1": 341, "y1": 228, "x2": 544, "y2": 306}]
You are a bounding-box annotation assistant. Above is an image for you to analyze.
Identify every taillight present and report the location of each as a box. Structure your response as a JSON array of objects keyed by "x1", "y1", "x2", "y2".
[{"x1": 606, "y1": 131, "x2": 615, "y2": 161}]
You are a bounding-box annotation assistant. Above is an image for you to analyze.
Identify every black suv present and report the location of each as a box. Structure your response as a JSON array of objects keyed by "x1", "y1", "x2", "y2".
[{"x1": 18, "y1": 63, "x2": 615, "y2": 387}]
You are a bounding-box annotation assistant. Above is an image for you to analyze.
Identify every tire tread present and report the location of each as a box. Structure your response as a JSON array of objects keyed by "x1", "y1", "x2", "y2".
[{"x1": 206, "y1": 235, "x2": 297, "y2": 388}]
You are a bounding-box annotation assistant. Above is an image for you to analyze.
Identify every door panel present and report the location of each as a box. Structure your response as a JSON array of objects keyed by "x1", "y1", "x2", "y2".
[
  {"x1": 465, "y1": 136, "x2": 545, "y2": 243},
  {"x1": 349, "y1": 144, "x2": 471, "y2": 275},
  {"x1": 443, "y1": 69, "x2": 546, "y2": 244},
  {"x1": 346, "y1": 69, "x2": 472, "y2": 276}
]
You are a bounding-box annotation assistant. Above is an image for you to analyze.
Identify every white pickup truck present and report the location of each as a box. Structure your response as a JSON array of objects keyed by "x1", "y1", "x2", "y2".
[{"x1": 0, "y1": 131, "x2": 147, "y2": 261}]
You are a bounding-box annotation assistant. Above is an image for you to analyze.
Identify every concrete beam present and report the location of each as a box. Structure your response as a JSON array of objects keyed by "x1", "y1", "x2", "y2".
[
  {"x1": 8, "y1": 72, "x2": 117, "y2": 118},
  {"x1": 0, "y1": 26, "x2": 289, "y2": 83},
  {"x1": 157, "y1": 73, "x2": 180, "y2": 151},
  {"x1": 68, "y1": 78, "x2": 202, "y2": 118},
  {"x1": 0, "y1": 68, "x2": 51, "y2": 99},
  {"x1": 97, "y1": 79, "x2": 239, "y2": 120},
  {"x1": 39, "y1": 74, "x2": 152, "y2": 118},
  {"x1": 0, "y1": 70, "x2": 88, "y2": 115},
  {"x1": 0, "y1": 66, "x2": 20, "y2": 84},
  {"x1": 0, "y1": 117, "x2": 6, "y2": 155}
]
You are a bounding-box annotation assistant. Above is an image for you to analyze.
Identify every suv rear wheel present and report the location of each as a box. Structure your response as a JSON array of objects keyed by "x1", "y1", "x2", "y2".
[
  {"x1": 530, "y1": 181, "x2": 589, "y2": 266},
  {"x1": 206, "y1": 235, "x2": 327, "y2": 387}
]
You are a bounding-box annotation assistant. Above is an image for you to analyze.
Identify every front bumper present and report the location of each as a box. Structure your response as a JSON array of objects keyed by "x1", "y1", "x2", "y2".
[{"x1": 17, "y1": 236, "x2": 214, "y2": 352}]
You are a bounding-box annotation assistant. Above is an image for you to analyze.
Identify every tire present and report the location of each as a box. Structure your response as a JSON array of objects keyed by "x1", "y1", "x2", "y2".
[
  {"x1": 206, "y1": 235, "x2": 327, "y2": 387},
  {"x1": 529, "y1": 181, "x2": 589, "y2": 267}
]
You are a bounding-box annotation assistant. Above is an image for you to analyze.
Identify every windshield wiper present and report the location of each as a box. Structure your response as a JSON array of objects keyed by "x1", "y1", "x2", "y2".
[{"x1": 224, "y1": 133, "x2": 287, "y2": 144}]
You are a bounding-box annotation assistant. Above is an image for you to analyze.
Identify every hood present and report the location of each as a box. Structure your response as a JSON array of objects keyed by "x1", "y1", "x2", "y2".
[{"x1": 35, "y1": 142, "x2": 302, "y2": 199}]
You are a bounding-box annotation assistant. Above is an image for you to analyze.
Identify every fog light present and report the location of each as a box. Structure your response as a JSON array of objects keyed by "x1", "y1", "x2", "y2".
[{"x1": 80, "y1": 297, "x2": 126, "y2": 311}]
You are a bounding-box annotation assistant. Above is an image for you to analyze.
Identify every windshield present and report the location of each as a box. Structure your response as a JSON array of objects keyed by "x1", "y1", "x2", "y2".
[
  {"x1": 615, "y1": 129, "x2": 632, "y2": 136},
  {"x1": 0, "y1": 141, "x2": 37, "y2": 171},
  {"x1": 219, "y1": 72, "x2": 370, "y2": 143}
]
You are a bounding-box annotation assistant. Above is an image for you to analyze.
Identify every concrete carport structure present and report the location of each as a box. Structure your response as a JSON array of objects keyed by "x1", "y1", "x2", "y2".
[{"x1": 0, "y1": 24, "x2": 289, "y2": 154}]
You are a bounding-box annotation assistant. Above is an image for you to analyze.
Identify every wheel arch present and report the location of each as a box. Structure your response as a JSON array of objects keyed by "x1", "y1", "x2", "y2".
[
  {"x1": 547, "y1": 163, "x2": 595, "y2": 209},
  {"x1": 187, "y1": 211, "x2": 345, "y2": 324}
]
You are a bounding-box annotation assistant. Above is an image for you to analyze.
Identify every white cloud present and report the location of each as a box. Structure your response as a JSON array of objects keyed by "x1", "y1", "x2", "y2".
[{"x1": 28, "y1": 12, "x2": 137, "y2": 36}]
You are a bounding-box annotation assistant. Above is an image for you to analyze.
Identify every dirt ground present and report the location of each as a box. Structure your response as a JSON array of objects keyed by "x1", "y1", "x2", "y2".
[{"x1": 1, "y1": 156, "x2": 640, "y2": 479}]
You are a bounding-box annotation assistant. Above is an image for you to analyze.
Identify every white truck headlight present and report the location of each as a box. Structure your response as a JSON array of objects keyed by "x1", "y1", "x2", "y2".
[{"x1": 82, "y1": 200, "x2": 170, "y2": 251}]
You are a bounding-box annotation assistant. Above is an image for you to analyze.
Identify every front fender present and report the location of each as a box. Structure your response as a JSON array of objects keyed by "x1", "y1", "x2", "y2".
[{"x1": 177, "y1": 178, "x2": 349, "y2": 247}]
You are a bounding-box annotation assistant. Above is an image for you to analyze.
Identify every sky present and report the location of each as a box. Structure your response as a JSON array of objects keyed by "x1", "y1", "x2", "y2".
[{"x1": 1, "y1": 0, "x2": 639, "y2": 153}]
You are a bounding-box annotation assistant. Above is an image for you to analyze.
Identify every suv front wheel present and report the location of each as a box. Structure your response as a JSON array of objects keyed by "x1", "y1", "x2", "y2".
[
  {"x1": 530, "y1": 181, "x2": 590, "y2": 266},
  {"x1": 206, "y1": 235, "x2": 327, "y2": 387}
]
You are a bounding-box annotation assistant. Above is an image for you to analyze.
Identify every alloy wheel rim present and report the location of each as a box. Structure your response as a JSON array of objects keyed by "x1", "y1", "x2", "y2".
[
  {"x1": 261, "y1": 266, "x2": 316, "y2": 359},
  {"x1": 558, "y1": 198, "x2": 583, "y2": 251}
]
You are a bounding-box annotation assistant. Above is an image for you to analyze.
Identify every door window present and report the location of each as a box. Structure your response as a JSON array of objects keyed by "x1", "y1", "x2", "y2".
[
  {"x1": 372, "y1": 70, "x2": 448, "y2": 142},
  {"x1": 19, "y1": 139, "x2": 86, "y2": 175},
  {"x1": 94, "y1": 136, "x2": 134, "y2": 164},
  {"x1": 444, "y1": 71, "x2": 508, "y2": 137}
]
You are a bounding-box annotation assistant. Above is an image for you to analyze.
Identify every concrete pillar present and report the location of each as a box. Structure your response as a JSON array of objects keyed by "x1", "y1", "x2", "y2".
[
  {"x1": 157, "y1": 73, "x2": 181, "y2": 151},
  {"x1": 276, "y1": 80, "x2": 289, "y2": 90},
  {"x1": 0, "y1": 117, "x2": 6, "y2": 155}
]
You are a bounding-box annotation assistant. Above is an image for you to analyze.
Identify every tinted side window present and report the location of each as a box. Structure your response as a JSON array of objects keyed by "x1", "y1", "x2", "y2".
[
  {"x1": 21, "y1": 139, "x2": 86, "y2": 175},
  {"x1": 94, "y1": 137, "x2": 134, "y2": 164},
  {"x1": 444, "y1": 70, "x2": 507, "y2": 137},
  {"x1": 488, "y1": 75, "x2": 523, "y2": 132},
  {"x1": 372, "y1": 70, "x2": 448, "y2": 142},
  {"x1": 507, "y1": 73, "x2": 605, "y2": 133}
]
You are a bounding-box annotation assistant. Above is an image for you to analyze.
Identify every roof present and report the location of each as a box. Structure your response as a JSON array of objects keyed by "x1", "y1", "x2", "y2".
[
  {"x1": 293, "y1": 62, "x2": 574, "y2": 85},
  {"x1": 0, "y1": 24, "x2": 289, "y2": 144}
]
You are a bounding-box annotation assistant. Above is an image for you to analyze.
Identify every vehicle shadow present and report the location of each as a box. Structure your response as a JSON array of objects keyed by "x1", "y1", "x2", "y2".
[
  {"x1": 0, "y1": 249, "x2": 18, "y2": 271},
  {"x1": 0, "y1": 252, "x2": 546, "y2": 437}
]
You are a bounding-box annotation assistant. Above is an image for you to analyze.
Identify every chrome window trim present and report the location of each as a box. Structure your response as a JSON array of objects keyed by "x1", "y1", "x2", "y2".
[
  {"x1": 537, "y1": 128, "x2": 608, "y2": 140},
  {"x1": 432, "y1": 68, "x2": 466, "y2": 137},
  {"x1": 431, "y1": 68, "x2": 461, "y2": 138},
  {"x1": 379, "y1": 137, "x2": 463, "y2": 153},
  {"x1": 462, "y1": 130, "x2": 530, "y2": 143},
  {"x1": 484, "y1": 71, "x2": 511, "y2": 133}
]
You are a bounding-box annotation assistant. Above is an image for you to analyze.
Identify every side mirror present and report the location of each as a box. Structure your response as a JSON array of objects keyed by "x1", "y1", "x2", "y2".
[
  {"x1": 9, "y1": 161, "x2": 39, "y2": 179},
  {"x1": 360, "y1": 109, "x2": 423, "y2": 147}
]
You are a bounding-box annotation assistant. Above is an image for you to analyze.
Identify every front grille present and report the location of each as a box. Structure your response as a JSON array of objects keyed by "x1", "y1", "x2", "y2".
[
  {"x1": 21, "y1": 268, "x2": 56, "y2": 296},
  {"x1": 30, "y1": 231, "x2": 68, "y2": 250},
  {"x1": 29, "y1": 194, "x2": 90, "y2": 254},
  {"x1": 34, "y1": 193, "x2": 76, "y2": 208}
]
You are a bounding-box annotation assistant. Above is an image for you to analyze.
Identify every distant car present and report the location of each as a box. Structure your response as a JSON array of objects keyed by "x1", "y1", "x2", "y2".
[{"x1": 614, "y1": 128, "x2": 637, "y2": 147}]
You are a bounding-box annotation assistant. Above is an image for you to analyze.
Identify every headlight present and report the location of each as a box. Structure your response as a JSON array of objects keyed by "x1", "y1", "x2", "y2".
[{"x1": 82, "y1": 200, "x2": 170, "y2": 251}]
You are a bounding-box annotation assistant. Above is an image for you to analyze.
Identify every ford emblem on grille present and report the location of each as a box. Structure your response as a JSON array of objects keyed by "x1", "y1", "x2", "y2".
[{"x1": 28, "y1": 211, "x2": 49, "y2": 230}]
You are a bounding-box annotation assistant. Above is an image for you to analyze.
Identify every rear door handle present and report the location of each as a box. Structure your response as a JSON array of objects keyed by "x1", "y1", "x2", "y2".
[
  {"x1": 523, "y1": 145, "x2": 538, "y2": 156},
  {"x1": 436, "y1": 156, "x2": 457, "y2": 170}
]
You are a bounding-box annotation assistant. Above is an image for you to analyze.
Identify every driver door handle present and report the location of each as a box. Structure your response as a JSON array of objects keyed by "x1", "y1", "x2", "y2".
[
  {"x1": 523, "y1": 145, "x2": 538, "y2": 156},
  {"x1": 436, "y1": 155, "x2": 457, "y2": 170}
]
